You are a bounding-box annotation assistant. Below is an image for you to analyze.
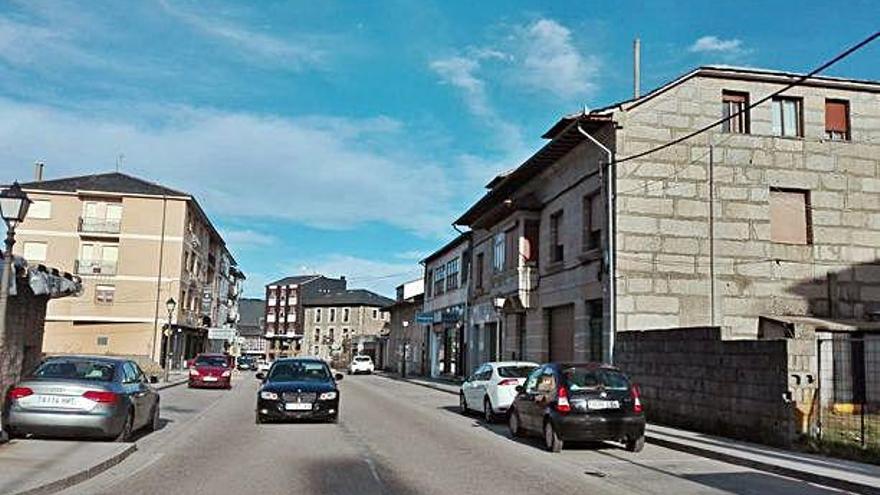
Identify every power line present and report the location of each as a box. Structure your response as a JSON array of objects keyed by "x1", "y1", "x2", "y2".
[{"x1": 614, "y1": 30, "x2": 880, "y2": 165}]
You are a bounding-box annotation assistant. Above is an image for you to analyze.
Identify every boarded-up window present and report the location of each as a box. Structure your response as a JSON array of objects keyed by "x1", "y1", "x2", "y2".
[
  {"x1": 722, "y1": 91, "x2": 750, "y2": 134},
  {"x1": 770, "y1": 188, "x2": 811, "y2": 245},
  {"x1": 548, "y1": 305, "x2": 574, "y2": 362},
  {"x1": 825, "y1": 99, "x2": 850, "y2": 141},
  {"x1": 504, "y1": 227, "x2": 518, "y2": 270},
  {"x1": 475, "y1": 253, "x2": 484, "y2": 289}
]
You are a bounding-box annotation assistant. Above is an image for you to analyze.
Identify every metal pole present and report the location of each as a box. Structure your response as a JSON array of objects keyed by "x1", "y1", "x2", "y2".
[
  {"x1": 150, "y1": 196, "x2": 168, "y2": 362},
  {"x1": 0, "y1": 231, "x2": 14, "y2": 365},
  {"x1": 163, "y1": 309, "x2": 173, "y2": 382},
  {"x1": 709, "y1": 145, "x2": 716, "y2": 326}
]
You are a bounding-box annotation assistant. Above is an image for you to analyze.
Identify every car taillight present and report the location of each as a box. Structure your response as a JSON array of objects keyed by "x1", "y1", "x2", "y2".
[
  {"x1": 556, "y1": 386, "x2": 571, "y2": 413},
  {"x1": 631, "y1": 384, "x2": 643, "y2": 414},
  {"x1": 82, "y1": 391, "x2": 118, "y2": 404},
  {"x1": 190, "y1": 368, "x2": 200, "y2": 376},
  {"x1": 497, "y1": 378, "x2": 519, "y2": 386},
  {"x1": 9, "y1": 387, "x2": 33, "y2": 400}
]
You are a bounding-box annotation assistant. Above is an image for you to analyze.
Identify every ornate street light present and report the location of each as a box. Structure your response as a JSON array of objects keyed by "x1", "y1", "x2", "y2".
[
  {"x1": 163, "y1": 297, "x2": 177, "y2": 382},
  {"x1": 0, "y1": 182, "x2": 32, "y2": 254}
]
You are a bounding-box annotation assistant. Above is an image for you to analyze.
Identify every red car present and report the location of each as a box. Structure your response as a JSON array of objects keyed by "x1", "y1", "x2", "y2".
[{"x1": 188, "y1": 353, "x2": 233, "y2": 389}]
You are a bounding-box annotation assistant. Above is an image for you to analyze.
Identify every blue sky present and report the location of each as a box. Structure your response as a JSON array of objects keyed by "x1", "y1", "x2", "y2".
[{"x1": 1, "y1": 0, "x2": 878, "y2": 297}]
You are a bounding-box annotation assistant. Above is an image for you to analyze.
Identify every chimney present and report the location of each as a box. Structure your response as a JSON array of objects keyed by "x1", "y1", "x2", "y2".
[
  {"x1": 633, "y1": 38, "x2": 641, "y2": 99},
  {"x1": 34, "y1": 161, "x2": 44, "y2": 182}
]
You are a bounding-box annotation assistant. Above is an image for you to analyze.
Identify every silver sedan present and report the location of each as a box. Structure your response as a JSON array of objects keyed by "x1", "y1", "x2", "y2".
[{"x1": 2, "y1": 356, "x2": 161, "y2": 441}]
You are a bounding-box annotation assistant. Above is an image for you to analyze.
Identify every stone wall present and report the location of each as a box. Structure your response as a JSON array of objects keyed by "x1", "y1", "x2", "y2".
[
  {"x1": 616, "y1": 327, "x2": 801, "y2": 447},
  {"x1": 0, "y1": 270, "x2": 49, "y2": 412}
]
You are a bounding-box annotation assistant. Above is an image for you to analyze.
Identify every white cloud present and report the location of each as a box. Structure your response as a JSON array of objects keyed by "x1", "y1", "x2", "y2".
[
  {"x1": 0, "y1": 99, "x2": 457, "y2": 237},
  {"x1": 430, "y1": 56, "x2": 490, "y2": 116},
  {"x1": 514, "y1": 19, "x2": 599, "y2": 100},
  {"x1": 394, "y1": 250, "x2": 429, "y2": 261},
  {"x1": 689, "y1": 36, "x2": 744, "y2": 54},
  {"x1": 219, "y1": 229, "x2": 278, "y2": 248},
  {"x1": 282, "y1": 255, "x2": 423, "y2": 298}
]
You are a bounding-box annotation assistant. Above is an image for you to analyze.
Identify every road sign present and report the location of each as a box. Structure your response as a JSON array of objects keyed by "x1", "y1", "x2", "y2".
[
  {"x1": 415, "y1": 312, "x2": 433, "y2": 324},
  {"x1": 208, "y1": 327, "x2": 236, "y2": 341}
]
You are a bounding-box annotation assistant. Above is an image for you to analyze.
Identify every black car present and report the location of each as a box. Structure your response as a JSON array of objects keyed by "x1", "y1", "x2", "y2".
[
  {"x1": 507, "y1": 362, "x2": 645, "y2": 453},
  {"x1": 255, "y1": 358, "x2": 342, "y2": 424},
  {"x1": 237, "y1": 356, "x2": 256, "y2": 371}
]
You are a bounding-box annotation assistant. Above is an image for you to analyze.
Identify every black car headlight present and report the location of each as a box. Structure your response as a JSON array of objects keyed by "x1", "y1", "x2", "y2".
[
  {"x1": 260, "y1": 391, "x2": 279, "y2": 400},
  {"x1": 318, "y1": 391, "x2": 337, "y2": 401}
]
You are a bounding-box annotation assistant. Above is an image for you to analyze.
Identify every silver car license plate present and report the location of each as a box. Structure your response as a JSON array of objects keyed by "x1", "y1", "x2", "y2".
[
  {"x1": 36, "y1": 395, "x2": 78, "y2": 407},
  {"x1": 587, "y1": 399, "x2": 620, "y2": 410}
]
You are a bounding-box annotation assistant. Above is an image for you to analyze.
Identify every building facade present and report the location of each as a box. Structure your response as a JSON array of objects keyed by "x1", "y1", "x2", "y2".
[
  {"x1": 263, "y1": 275, "x2": 346, "y2": 360},
  {"x1": 302, "y1": 289, "x2": 392, "y2": 365},
  {"x1": 382, "y1": 279, "x2": 425, "y2": 375},
  {"x1": 236, "y1": 297, "x2": 267, "y2": 357},
  {"x1": 13, "y1": 172, "x2": 243, "y2": 365},
  {"x1": 422, "y1": 234, "x2": 471, "y2": 378}
]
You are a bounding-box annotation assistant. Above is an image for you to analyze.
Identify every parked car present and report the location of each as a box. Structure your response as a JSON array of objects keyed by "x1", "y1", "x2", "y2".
[
  {"x1": 348, "y1": 355, "x2": 375, "y2": 375},
  {"x1": 507, "y1": 362, "x2": 645, "y2": 453},
  {"x1": 188, "y1": 353, "x2": 233, "y2": 389},
  {"x1": 256, "y1": 359, "x2": 271, "y2": 374},
  {"x1": 2, "y1": 356, "x2": 161, "y2": 442},
  {"x1": 460, "y1": 361, "x2": 539, "y2": 422},
  {"x1": 237, "y1": 356, "x2": 256, "y2": 371},
  {"x1": 255, "y1": 357, "x2": 343, "y2": 424}
]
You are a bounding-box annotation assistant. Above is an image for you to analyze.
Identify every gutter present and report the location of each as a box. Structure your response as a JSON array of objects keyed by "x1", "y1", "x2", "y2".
[{"x1": 576, "y1": 123, "x2": 617, "y2": 363}]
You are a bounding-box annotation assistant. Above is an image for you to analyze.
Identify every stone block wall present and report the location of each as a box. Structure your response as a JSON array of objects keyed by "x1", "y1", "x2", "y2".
[
  {"x1": 0, "y1": 270, "x2": 50, "y2": 412},
  {"x1": 616, "y1": 327, "x2": 800, "y2": 446}
]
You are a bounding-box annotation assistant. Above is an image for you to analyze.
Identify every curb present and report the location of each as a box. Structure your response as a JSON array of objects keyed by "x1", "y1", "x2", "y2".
[
  {"x1": 377, "y1": 372, "x2": 458, "y2": 396},
  {"x1": 155, "y1": 378, "x2": 188, "y2": 391},
  {"x1": 647, "y1": 436, "x2": 880, "y2": 495},
  {"x1": 13, "y1": 443, "x2": 138, "y2": 495}
]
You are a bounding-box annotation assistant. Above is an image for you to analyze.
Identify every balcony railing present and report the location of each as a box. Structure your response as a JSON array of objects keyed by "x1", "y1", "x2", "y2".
[
  {"x1": 79, "y1": 217, "x2": 122, "y2": 234},
  {"x1": 75, "y1": 259, "x2": 118, "y2": 276}
]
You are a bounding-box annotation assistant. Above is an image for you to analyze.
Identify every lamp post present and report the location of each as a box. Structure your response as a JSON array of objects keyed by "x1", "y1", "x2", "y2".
[
  {"x1": 163, "y1": 297, "x2": 176, "y2": 382},
  {"x1": 401, "y1": 320, "x2": 409, "y2": 378},
  {"x1": 0, "y1": 181, "x2": 32, "y2": 342}
]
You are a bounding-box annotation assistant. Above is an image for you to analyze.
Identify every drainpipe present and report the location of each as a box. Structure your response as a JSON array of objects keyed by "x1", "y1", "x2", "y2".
[{"x1": 577, "y1": 123, "x2": 616, "y2": 363}]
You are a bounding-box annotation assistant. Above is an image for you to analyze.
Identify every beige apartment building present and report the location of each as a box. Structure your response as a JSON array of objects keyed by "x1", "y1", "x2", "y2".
[
  {"x1": 302, "y1": 290, "x2": 392, "y2": 363},
  {"x1": 456, "y1": 66, "x2": 880, "y2": 363},
  {"x1": 13, "y1": 172, "x2": 244, "y2": 365}
]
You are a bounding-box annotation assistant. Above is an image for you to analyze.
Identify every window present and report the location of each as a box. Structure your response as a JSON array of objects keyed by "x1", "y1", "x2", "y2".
[
  {"x1": 23, "y1": 241, "x2": 47, "y2": 262},
  {"x1": 582, "y1": 193, "x2": 603, "y2": 251},
  {"x1": 95, "y1": 284, "x2": 115, "y2": 304},
  {"x1": 315, "y1": 308, "x2": 322, "y2": 323},
  {"x1": 550, "y1": 210, "x2": 564, "y2": 263},
  {"x1": 433, "y1": 265, "x2": 446, "y2": 295},
  {"x1": 475, "y1": 253, "x2": 484, "y2": 289},
  {"x1": 343, "y1": 307, "x2": 350, "y2": 322},
  {"x1": 372, "y1": 309, "x2": 379, "y2": 319},
  {"x1": 27, "y1": 200, "x2": 52, "y2": 219},
  {"x1": 523, "y1": 220, "x2": 539, "y2": 263},
  {"x1": 425, "y1": 270, "x2": 433, "y2": 298},
  {"x1": 825, "y1": 99, "x2": 850, "y2": 141},
  {"x1": 771, "y1": 97, "x2": 803, "y2": 137},
  {"x1": 329, "y1": 308, "x2": 336, "y2": 323},
  {"x1": 96, "y1": 336, "x2": 109, "y2": 346},
  {"x1": 492, "y1": 233, "x2": 505, "y2": 272},
  {"x1": 587, "y1": 300, "x2": 603, "y2": 361},
  {"x1": 722, "y1": 91, "x2": 750, "y2": 134},
  {"x1": 770, "y1": 188, "x2": 811, "y2": 245},
  {"x1": 504, "y1": 228, "x2": 517, "y2": 269},
  {"x1": 343, "y1": 327, "x2": 349, "y2": 335},
  {"x1": 461, "y1": 254, "x2": 470, "y2": 285},
  {"x1": 446, "y1": 258, "x2": 460, "y2": 290},
  {"x1": 78, "y1": 243, "x2": 118, "y2": 275},
  {"x1": 328, "y1": 328, "x2": 335, "y2": 342}
]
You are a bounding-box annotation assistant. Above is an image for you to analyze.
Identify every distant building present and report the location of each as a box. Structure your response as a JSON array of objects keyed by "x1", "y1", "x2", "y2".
[
  {"x1": 381, "y1": 279, "x2": 425, "y2": 374},
  {"x1": 263, "y1": 275, "x2": 346, "y2": 360},
  {"x1": 302, "y1": 289, "x2": 393, "y2": 365},
  {"x1": 422, "y1": 233, "x2": 470, "y2": 378},
  {"x1": 13, "y1": 172, "x2": 244, "y2": 366},
  {"x1": 237, "y1": 298, "x2": 267, "y2": 357}
]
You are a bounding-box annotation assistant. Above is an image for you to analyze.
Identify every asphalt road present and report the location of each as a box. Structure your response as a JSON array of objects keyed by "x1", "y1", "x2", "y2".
[{"x1": 59, "y1": 373, "x2": 851, "y2": 495}]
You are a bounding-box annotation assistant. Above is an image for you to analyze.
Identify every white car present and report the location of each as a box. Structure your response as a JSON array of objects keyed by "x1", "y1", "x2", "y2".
[
  {"x1": 256, "y1": 360, "x2": 271, "y2": 374},
  {"x1": 349, "y1": 355, "x2": 375, "y2": 375},
  {"x1": 460, "y1": 361, "x2": 539, "y2": 422}
]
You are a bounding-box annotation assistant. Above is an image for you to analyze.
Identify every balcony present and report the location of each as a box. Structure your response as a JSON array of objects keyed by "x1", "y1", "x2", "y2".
[
  {"x1": 75, "y1": 259, "x2": 118, "y2": 276},
  {"x1": 79, "y1": 217, "x2": 121, "y2": 235}
]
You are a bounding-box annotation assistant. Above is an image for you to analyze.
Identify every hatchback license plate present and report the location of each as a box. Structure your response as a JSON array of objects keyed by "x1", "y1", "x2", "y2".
[
  {"x1": 285, "y1": 403, "x2": 313, "y2": 411},
  {"x1": 587, "y1": 400, "x2": 620, "y2": 410},
  {"x1": 203, "y1": 376, "x2": 218, "y2": 382}
]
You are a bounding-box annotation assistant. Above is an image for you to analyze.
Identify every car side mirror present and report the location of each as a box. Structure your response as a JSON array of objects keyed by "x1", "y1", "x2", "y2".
[
  {"x1": 149, "y1": 376, "x2": 159, "y2": 384},
  {"x1": 335, "y1": 373, "x2": 344, "y2": 381},
  {"x1": 515, "y1": 385, "x2": 524, "y2": 394},
  {"x1": 255, "y1": 372, "x2": 265, "y2": 381}
]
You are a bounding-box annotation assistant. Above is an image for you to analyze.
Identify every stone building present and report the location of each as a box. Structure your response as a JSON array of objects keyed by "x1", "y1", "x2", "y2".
[
  {"x1": 236, "y1": 297, "x2": 267, "y2": 358},
  {"x1": 301, "y1": 289, "x2": 392, "y2": 363},
  {"x1": 13, "y1": 172, "x2": 244, "y2": 365},
  {"x1": 263, "y1": 275, "x2": 346, "y2": 360},
  {"x1": 381, "y1": 279, "x2": 425, "y2": 375},
  {"x1": 422, "y1": 234, "x2": 471, "y2": 377},
  {"x1": 455, "y1": 66, "x2": 880, "y2": 363}
]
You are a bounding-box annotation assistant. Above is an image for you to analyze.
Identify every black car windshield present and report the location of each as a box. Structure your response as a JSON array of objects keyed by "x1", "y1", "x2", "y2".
[
  {"x1": 269, "y1": 361, "x2": 330, "y2": 382},
  {"x1": 196, "y1": 356, "x2": 228, "y2": 367},
  {"x1": 33, "y1": 360, "x2": 116, "y2": 382},
  {"x1": 562, "y1": 367, "x2": 631, "y2": 391},
  {"x1": 497, "y1": 366, "x2": 536, "y2": 378}
]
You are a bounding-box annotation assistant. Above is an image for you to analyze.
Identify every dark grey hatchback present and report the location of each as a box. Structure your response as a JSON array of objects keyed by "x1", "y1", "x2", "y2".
[{"x1": 507, "y1": 363, "x2": 645, "y2": 453}]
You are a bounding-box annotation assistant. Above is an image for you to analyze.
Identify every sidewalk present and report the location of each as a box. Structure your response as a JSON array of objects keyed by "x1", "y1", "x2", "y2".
[
  {"x1": 380, "y1": 371, "x2": 880, "y2": 495},
  {"x1": 155, "y1": 370, "x2": 189, "y2": 390}
]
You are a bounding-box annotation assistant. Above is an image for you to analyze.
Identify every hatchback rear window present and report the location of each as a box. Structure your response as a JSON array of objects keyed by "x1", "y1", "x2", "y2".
[
  {"x1": 195, "y1": 356, "x2": 229, "y2": 367},
  {"x1": 562, "y1": 367, "x2": 631, "y2": 391},
  {"x1": 33, "y1": 360, "x2": 116, "y2": 381},
  {"x1": 355, "y1": 356, "x2": 371, "y2": 362},
  {"x1": 497, "y1": 366, "x2": 537, "y2": 378}
]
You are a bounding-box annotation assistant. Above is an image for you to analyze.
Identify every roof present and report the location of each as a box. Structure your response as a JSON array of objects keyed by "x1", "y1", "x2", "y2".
[
  {"x1": 19, "y1": 172, "x2": 188, "y2": 197},
  {"x1": 422, "y1": 232, "x2": 471, "y2": 264},
  {"x1": 302, "y1": 289, "x2": 394, "y2": 308},
  {"x1": 268, "y1": 275, "x2": 323, "y2": 287}
]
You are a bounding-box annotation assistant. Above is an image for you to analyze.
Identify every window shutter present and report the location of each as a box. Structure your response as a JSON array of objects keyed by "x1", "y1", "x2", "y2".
[{"x1": 825, "y1": 100, "x2": 848, "y2": 132}]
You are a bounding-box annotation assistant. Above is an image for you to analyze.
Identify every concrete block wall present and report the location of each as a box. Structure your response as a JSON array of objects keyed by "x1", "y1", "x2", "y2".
[
  {"x1": 616, "y1": 327, "x2": 798, "y2": 446},
  {"x1": 615, "y1": 74, "x2": 880, "y2": 337}
]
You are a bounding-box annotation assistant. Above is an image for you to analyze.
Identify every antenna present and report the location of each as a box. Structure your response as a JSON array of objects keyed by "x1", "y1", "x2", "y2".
[
  {"x1": 116, "y1": 153, "x2": 125, "y2": 173},
  {"x1": 633, "y1": 38, "x2": 641, "y2": 98}
]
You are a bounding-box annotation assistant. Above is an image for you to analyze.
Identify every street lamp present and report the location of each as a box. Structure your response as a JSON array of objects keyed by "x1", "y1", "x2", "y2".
[
  {"x1": 401, "y1": 320, "x2": 410, "y2": 378},
  {"x1": 163, "y1": 297, "x2": 177, "y2": 382}
]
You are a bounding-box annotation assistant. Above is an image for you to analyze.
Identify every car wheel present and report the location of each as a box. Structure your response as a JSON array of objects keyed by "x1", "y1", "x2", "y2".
[
  {"x1": 329, "y1": 415, "x2": 339, "y2": 424},
  {"x1": 483, "y1": 397, "x2": 496, "y2": 423},
  {"x1": 626, "y1": 435, "x2": 645, "y2": 453},
  {"x1": 147, "y1": 403, "x2": 161, "y2": 432},
  {"x1": 459, "y1": 392, "x2": 468, "y2": 414},
  {"x1": 255, "y1": 413, "x2": 263, "y2": 425},
  {"x1": 543, "y1": 420, "x2": 563, "y2": 453},
  {"x1": 115, "y1": 410, "x2": 134, "y2": 442},
  {"x1": 508, "y1": 408, "x2": 523, "y2": 438}
]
